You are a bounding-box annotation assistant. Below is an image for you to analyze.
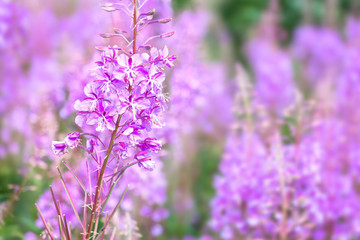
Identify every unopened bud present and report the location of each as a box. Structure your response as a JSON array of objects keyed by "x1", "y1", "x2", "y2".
[
  {"x1": 102, "y1": 3, "x2": 114, "y2": 7},
  {"x1": 99, "y1": 33, "x2": 113, "y2": 38},
  {"x1": 158, "y1": 18, "x2": 172, "y2": 23},
  {"x1": 146, "y1": 8, "x2": 156, "y2": 15},
  {"x1": 95, "y1": 46, "x2": 107, "y2": 52},
  {"x1": 109, "y1": 46, "x2": 122, "y2": 50},
  {"x1": 102, "y1": 6, "x2": 116, "y2": 11},
  {"x1": 139, "y1": 45, "x2": 151, "y2": 50},
  {"x1": 101, "y1": 3, "x2": 116, "y2": 12},
  {"x1": 113, "y1": 28, "x2": 122, "y2": 34},
  {"x1": 160, "y1": 31, "x2": 174, "y2": 38}
]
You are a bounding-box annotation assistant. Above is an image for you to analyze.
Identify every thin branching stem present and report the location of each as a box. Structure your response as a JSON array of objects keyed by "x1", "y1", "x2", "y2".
[{"x1": 86, "y1": 115, "x2": 122, "y2": 239}]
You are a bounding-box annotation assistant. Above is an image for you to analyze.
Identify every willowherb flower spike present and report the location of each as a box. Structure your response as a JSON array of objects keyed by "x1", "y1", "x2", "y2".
[
  {"x1": 45, "y1": 0, "x2": 175, "y2": 239},
  {"x1": 52, "y1": 0, "x2": 175, "y2": 164}
]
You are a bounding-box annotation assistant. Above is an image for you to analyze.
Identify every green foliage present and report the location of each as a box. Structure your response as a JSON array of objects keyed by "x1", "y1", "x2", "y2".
[
  {"x1": 279, "y1": 0, "x2": 303, "y2": 41},
  {"x1": 192, "y1": 139, "x2": 223, "y2": 235},
  {"x1": 218, "y1": 0, "x2": 267, "y2": 60},
  {"x1": 0, "y1": 158, "x2": 50, "y2": 239},
  {"x1": 172, "y1": 0, "x2": 192, "y2": 12},
  {"x1": 280, "y1": 115, "x2": 298, "y2": 145},
  {"x1": 216, "y1": 0, "x2": 355, "y2": 61},
  {"x1": 0, "y1": 225, "x2": 25, "y2": 240},
  {"x1": 162, "y1": 136, "x2": 223, "y2": 239}
]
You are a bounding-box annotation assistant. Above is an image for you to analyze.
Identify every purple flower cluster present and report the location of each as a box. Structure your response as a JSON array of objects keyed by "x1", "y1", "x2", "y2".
[
  {"x1": 336, "y1": 17, "x2": 360, "y2": 120},
  {"x1": 209, "y1": 126, "x2": 360, "y2": 239},
  {"x1": 0, "y1": 1, "x2": 115, "y2": 233},
  {"x1": 245, "y1": 3, "x2": 295, "y2": 114},
  {"x1": 246, "y1": 39, "x2": 295, "y2": 113},
  {"x1": 209, "y1": 133, "x2": 268, "y2": 239},
  {"x1": 169, "y1": 11, "x2": 232, "y2": 133},
  {"x1": 0, "y1": 0, "x2": 108, "y2": 162},
  {"x1": 292, "y1": 25, "x2": 344, "y2": 84},
  {"x1": 207, "y1": 15, "x2": 360, "y2": 240},
  {"x1": 165, "y1": 10, "x2": 232, "y2": 164},
  {"x1": 117, "y1": 160, "x2": 169, "y2": 237},
  {"x1": 38, "y1": 0, "x2": 175, "y2": 239},
  {"x1": 53, "y1": 44, "x2": 175, "y2": 168}
]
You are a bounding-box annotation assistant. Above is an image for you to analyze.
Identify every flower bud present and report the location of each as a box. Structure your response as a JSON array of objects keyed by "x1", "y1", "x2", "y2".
[
  {"x1": 99, "y1": 33, "x2": 113, "y2": 38},
  {"x1": 157, "y1": 18, "x2": 172, "y2": 24},
  {"x1": 101, "y1": 3, "x2": 116, "y2": 12},
  {"x1": 160, "y1": 31, "x2": 174, "y2": 38},
  {"x1": 87, "y1": 138, "x2": 98, "y2": 154},
  {"x1": 139, "y1": 45, "x2": 151, "y2": 50},
  {"x1": 141, "y1": 8, "x2": 155, "y2": 16},
  {"x1": 52, "y1": 141, "x2": 68, "y2": 157},
  {"x1": 95, "y1": 46, "x2": 108, "y2": 52}
]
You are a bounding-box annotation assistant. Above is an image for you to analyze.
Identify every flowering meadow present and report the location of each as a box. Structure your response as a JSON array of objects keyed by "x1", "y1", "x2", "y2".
[{"x1": 1, "y1": 0, "x2": 360, "y2": 239}]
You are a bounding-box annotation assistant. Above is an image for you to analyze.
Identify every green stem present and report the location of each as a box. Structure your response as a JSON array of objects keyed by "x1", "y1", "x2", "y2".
[
  {"x1": 274, "y1": 137, "x2": 287, "y2": 240},
  {"x1": 86, "y1": 115, "x2": 121, "y2": 239},
  {"x1": 133, "y1": 0, "x2": 137, "y2": 54}
]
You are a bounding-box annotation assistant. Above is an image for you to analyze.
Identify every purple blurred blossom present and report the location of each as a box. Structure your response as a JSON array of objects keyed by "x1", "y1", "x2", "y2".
[
  {"x1": 292, "y1": 25, "x2": 344, "y2": 84},
  {"x1": 246, "y1": 37, "x2": 295, "y2": 113}
]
